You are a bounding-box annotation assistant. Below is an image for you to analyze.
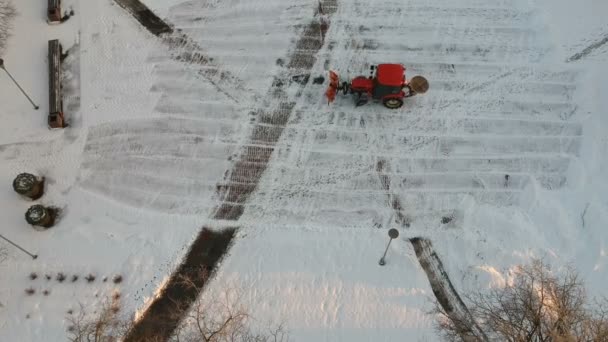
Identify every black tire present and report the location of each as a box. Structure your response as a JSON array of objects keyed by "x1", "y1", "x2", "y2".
[
  {"x1": 341, "y1": 81, "x2": 349, "y2": 95},
  {"x1": 383, "y1": 97, "x2": 403, "y2": 109},
  {"x1": 355, "y1": 92, "x2": 368, "y2": 107}
]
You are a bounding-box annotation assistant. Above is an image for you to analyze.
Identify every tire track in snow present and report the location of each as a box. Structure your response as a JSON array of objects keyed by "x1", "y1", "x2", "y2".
[
  {"x1": 302, "y1": 111, "x2": 582, "y2": 135},
  {"x1": 375, "y1": 158, "x2": 452, "y2": 228},
  {"x1": 376, "y1": 158, "x2": 410, "y2": 227},
  {"x1": 566, "y1": 33, "x2": 608, "y2": 62},
  {"x1": 114, "y1": 0, "x2": 261, "y2": 104},
  {"x1": 408, "y1": 64, "x2": 578, "y2": 83},
  {"x1": 124, "y1": 2, "x2": 338, "y2": 340}
]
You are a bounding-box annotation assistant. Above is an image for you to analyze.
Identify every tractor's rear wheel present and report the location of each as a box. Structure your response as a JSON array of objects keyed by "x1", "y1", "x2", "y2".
[{"x1": 383, "y1": 98, "x2": 403, "y2": 109}]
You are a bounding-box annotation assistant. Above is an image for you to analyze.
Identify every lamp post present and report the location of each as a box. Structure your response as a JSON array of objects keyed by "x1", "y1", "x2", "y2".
[
  {"x1": 379, "y1": 228, "x2": 399, "y2": 266},
  {"x1": 0, "y1": 233, "x2": 38, "y2": 259},
  {"x1": 0, "y1": 58, "x2": 39, "y2": 110}
]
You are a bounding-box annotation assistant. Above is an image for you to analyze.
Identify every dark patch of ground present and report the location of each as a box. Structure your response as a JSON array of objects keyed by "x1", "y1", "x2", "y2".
[
  {"x1": 114, "y1": 0, "x2": 172, "y2": 36},
  {"x1": 410, "y1": 237, "x2": 488, "y2": 341},
  {"x1": 567, "y1": 33, "x2": 608, "y2": 62},
  {"x1": 124, "y1": 228, "x2": 236, "y2": 342}
]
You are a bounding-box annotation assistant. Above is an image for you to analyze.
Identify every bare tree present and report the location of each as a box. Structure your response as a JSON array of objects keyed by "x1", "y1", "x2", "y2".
[
  {"x1": 168, "y1": 268, "x2": 289, "y2": 342},
  {"x1": 66, "y1": 270, "x2": 289, "y2": 342},
  {"x1": 66, "y1": 294, "x2": 129, "y2": 342},
  {"x1": 173, "y1": 282, "x2": 288, "y2": 342},
  {"x1": 433, "y1": 259, "x2": 608, "y2": 342},
  {"x1": 0, "y1": 0, "x2": 16, "y2": 55}
]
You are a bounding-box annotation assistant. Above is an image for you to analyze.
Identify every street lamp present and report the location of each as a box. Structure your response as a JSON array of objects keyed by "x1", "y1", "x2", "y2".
[
  {"x1": 0, "y1": 58, "x2": 39, "y2": 110},
  {"x1": 0, "y1": 233, "x2": 38, "y2": 259},
  {"x1": 379, "y1": 228, "x2": 399, "y2": 266}
]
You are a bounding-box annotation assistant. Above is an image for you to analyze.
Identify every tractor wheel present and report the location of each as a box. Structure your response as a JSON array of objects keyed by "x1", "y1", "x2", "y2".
[
  {"x1": 355, "y1": 92, "x2": 368, "y2": 107},
  {"x1": 341, "y1": 82, "x2": 349, "y2": 95},
  {"x1": 383, "y1": 97, "x2": 403, "y2": 109}
]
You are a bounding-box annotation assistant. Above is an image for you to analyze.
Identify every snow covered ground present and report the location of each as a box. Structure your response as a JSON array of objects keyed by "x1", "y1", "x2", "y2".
[{"x1": 0, "y1": 0, "x2": 606, "y2": 341}]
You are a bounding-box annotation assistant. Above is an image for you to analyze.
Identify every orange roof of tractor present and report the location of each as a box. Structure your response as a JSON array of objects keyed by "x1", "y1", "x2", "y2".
[{"x1": 376, "y1": 64, "x2": 405, "y2": 87}]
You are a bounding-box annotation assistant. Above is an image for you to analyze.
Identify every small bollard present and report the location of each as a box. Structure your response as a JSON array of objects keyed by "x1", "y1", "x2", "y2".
[{"x1": 379, "y1": 228, "x2": 399, "y2": 266}]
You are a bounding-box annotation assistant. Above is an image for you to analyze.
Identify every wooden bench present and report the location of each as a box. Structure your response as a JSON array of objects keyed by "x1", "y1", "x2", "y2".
[{"x1": 48, "y1": 39, "x2": 65, "y2": 128}]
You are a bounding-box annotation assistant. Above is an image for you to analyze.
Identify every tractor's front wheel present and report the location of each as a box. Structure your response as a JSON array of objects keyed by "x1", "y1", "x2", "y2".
[
  {"x1": 341, "y1": 81, "x2": 349, "y2": 95},
  {"x1": 383, "y1": 98, "x2": 403, "y2": 109},
  {"x1": 355, "y1": 92, "x2": 369, "y2": 107}
]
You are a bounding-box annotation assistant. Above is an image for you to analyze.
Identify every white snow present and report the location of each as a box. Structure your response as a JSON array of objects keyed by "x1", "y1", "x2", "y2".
[{"x1": 0, "y1": 0, "x2": 606, "y2": 341}]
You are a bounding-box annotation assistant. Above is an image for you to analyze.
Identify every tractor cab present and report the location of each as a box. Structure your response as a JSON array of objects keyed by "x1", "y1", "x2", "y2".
[{"x1": 372, "y1": 64, "x2": 406, "y2": 99}]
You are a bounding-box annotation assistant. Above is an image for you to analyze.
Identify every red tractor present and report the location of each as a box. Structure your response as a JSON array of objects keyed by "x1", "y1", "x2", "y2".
[{"x1": 325, "y1": 63, "x2": 429, "y2": 109}]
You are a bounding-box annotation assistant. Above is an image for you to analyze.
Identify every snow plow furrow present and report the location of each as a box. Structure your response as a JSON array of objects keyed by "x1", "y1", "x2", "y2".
[
  {"x1": 248, "y1": 190, "x2": 522, "y2": 221},
  {"x1": 292, "y1": 115, "x2": 582, "y2": 136}
]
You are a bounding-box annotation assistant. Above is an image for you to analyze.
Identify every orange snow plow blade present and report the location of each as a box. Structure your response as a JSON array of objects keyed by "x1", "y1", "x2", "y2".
[{"x1": 325, "y1": 70, "x2": 339, "y2": 104}]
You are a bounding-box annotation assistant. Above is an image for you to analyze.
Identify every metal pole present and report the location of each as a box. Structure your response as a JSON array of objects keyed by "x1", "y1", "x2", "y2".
[
  {"x1": 0, "y1": 59, "x2": 40, "y2": 110},
  {"x1": 0, "y1": 233, "x2": 38, "y2": 259},
  {"x1": 379, "y1": 228, "x2": 399, "y2": 266},
  {"x1": 378, "y1": 238, "x2": 393, "y2": 266}
]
